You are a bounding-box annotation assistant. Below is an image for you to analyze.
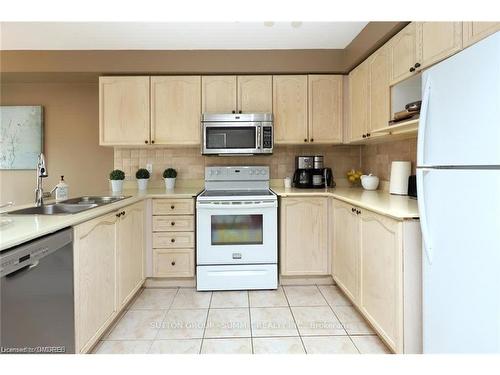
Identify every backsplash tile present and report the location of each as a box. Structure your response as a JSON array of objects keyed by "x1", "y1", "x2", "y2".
[
  {"x1": 114, "y1": 145, "x2": 362, "y2": 183},
  {"x1": 361, "y1": 137, "x2": 417, "y2": 181}
]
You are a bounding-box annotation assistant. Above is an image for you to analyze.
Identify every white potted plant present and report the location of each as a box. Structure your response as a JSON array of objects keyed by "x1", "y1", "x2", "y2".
[
  {"x1": 163, "y1": 168, "x2": 177, "y2": 190},
  {"x1": 135, "y1": 168, "x2": 150, "y2": 191},
  {"x1": 109, "y1": 169, "x2": 125, "y2": 193}
]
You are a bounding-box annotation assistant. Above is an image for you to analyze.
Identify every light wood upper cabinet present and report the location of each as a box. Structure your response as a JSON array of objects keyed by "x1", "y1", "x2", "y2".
[
  {"x1": 389, "y1": 22, "x2": 418, "y2": 85},
  {"x1": 348, "y1": 61, "x2": 369, "y2": 142},
  {"x1": 201, "y1": 76, "x2": 237, "y2": 113},
  {"x1": 237, "y1": 75, "x2": 273, "y2": 113},
  {"x1": 117, "y1": 201, "x2": 145, "y2": 309},
  {"x1": 368, "y1": 44, "x2": 391, "y2": 132},
  {"x1": 463, "y1": 22, "x2": 500, "y2": 47},
  {"x1": 416, "y1": 22, "x2": 463, "y2": 70},
  {"x1": 308, "y1": 75, "x2": 343, "y2": 144},
  {"x1": 99, "y1": 76, "x2": 150, "y2": 146},
  {"x1": 151, "y1": 76, "x2": 201, "y2": 145},
  {"x1": 74, "y1": 212, "x2": 117, "y2": 353},
  {"x1": 359, "y1": 210, "x2": 403, "y2": 353},
  {"x1": 280, "y1": 197, "x2": 329, "y2": 276},
  {"x1": 332, "y1": 200, "x2": 360, "y2": 303},
  {"x1": 273, "y1": 75, "x2": 308, "y2": 144}
]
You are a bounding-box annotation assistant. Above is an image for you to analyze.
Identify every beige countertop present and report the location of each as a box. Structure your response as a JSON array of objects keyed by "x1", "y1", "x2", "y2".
[
  {"x1": 271, "y1": 186, "x2": 419, "y2": 220},
  {"x1": 0, "y1": 186, "x2": 203, "y2": 251},
  {"x1": 1, "y1": 184, "x2": 417, "y2": 251}
]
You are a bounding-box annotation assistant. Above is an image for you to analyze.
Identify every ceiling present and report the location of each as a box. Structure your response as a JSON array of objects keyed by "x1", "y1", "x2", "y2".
[{"x1": 0, "y1": 22, "x2": 368, "y2": 50}]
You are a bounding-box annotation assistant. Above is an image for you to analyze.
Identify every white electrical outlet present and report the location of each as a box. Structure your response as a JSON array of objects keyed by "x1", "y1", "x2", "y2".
[{"x1": 146, "y1": 163, "x2": 153, "y2": 175}]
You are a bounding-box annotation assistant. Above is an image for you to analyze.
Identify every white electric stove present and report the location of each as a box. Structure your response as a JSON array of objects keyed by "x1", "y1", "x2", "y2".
[{"x1": 196, "y1": 166, "x2": 278, "y2": 291}]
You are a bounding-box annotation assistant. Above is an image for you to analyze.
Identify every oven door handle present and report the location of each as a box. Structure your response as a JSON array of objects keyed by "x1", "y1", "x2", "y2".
[{"x1": 197, "y1": 201, "x2": 277, "y2": 209}]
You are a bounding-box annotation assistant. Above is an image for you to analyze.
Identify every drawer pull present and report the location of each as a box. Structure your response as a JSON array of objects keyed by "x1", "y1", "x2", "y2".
[
  {"x1": 171, "y1": 238, "x2": 175, "y2": 243},
  {"x1": 171, "y1": 222, "x2": 175, "y2": 226},
  {"x1": 171, "y1": 261, "x2": 176, "y2": 266},
  {"x1": 170, "y1": 205, "x2": 175, "y2": 209}
]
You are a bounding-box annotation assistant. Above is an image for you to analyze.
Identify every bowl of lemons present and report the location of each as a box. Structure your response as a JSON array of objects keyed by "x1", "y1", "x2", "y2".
[{"x1": 346, "y1": 169, "x2": 363, "y2": 186}]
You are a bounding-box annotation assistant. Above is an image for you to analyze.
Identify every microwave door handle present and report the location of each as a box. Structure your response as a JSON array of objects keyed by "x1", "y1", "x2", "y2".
[{"x1": 257, "y1": 126, "x2": 261, "y2": 149}]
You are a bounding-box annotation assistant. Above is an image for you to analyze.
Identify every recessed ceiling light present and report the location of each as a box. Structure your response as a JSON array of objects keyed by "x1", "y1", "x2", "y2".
[
  {"x1": 264, "y1": 21, "x2": 275, "y2": 27},
  {"x1": 291, "y1": 22, "x2": 303, "y2": 28}
]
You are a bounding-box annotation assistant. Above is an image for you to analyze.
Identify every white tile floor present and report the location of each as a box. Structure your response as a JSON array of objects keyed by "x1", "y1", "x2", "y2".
[{"x1": 94, "y1": 285, "x2": 391, "y2": 354}]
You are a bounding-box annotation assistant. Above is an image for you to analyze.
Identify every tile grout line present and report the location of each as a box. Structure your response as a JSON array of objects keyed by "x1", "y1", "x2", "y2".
[
  {"x1": 199, "y1": 291, "x2": 213, "y2": 354},
  {"x1": 147, "y1": 287, "x2": 180, "y2": 353},
  {"x1": 317, "y1": 285, "x2": 361, "y2": 354},
  {"x1": 247, "y1": 290, "x2": 254, "y2": 354},
  {"x1": 281, "y1": 285, "x2": 307, "y2": 354}
]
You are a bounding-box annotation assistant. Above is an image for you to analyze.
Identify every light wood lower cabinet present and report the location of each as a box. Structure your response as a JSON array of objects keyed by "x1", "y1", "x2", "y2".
[
  {"x1": 74, "y1": 212, "x2": 118, "y2": 353},
  {"x1": 117, "y1": 201, "x2": 145, "y2": 309},
  {"x1": 332, "y1": 200, "x2": 360, "y2": 303},
  {"x1": 359, "y1": 209, "x2": 403, "y2": 353},
  {"x1": 280, "y1": 197, "x2": 329, "y2": 276},
  {"x1": 153, "y1": 248, "x2": 195, "y2": 278},
  {"x1": 331, "y1": 199, "x2": 422, "y2": 353},
  {"x1": 74, "y1": 202, "x2": 146, "y2": 353},
  {"x1": 152, "y1": 198, "x2": 195, "y2": 278}
]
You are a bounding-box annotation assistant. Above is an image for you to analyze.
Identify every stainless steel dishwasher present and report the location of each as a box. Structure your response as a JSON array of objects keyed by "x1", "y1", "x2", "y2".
[{"x1": 0, "y1": 228, "x2": 74, "y2": 354}]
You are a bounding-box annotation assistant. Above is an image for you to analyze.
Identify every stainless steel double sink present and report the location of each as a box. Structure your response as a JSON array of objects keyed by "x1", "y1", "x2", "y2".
[{"x1": 6, "y1": 196, "x2": 131, "y2": 215}]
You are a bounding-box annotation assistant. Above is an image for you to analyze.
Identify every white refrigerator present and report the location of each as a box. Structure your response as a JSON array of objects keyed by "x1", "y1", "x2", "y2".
[{"x1": 417, "y1": 31, "x2": 500, "y2": 353}]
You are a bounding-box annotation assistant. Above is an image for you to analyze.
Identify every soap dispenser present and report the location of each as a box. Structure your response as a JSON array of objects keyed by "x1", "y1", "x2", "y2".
[{"x1": 54, "y1": 176, "x2": 69, "y2": 202}]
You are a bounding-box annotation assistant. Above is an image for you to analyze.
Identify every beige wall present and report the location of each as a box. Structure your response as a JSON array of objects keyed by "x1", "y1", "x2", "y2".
[
  {"x1": 0, "y1": 82, "x2": 113, "y2": 205},
  {"x1": 361, "y1": 137, "x2": 417, "y2": 181},
  {"x1": 114, "y1": 145, "x2": 362, "y2": 186}
]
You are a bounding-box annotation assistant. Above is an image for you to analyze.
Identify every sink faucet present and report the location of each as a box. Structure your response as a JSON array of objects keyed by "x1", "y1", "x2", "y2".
[{"x1": 35, "y1": 153, "x2": 48, "y2": 206}]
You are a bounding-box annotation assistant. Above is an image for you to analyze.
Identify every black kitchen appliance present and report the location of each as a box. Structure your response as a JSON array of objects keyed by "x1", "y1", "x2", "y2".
[
  {"x1": 408, "y1": 175, "x2": 417, "y2": 198},
  {"x1": 294, "y1": 156, "x2": 334, "y2": 188}
]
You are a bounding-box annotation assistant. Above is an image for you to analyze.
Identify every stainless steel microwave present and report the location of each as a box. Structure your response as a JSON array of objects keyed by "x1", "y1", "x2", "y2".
[{"x1": 201, "y1": 113, "x2": 273, "y2": 155}]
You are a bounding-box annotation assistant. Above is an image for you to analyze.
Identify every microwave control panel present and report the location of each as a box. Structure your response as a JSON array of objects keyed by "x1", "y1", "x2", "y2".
[{"x1": 262, "y1": 125, "x2": 273, "y2": 149}]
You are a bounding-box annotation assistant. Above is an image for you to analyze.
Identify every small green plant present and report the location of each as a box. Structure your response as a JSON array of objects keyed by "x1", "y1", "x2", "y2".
[
  {"x1": 109, "y1": 169, "x2": 125, "y2": 180},
  {"x1": 135, "y1": 168, "x2": 150, "y2": 179},
  {"x1": 163, "y1": 168, "x2": 177, "y2": 178}
]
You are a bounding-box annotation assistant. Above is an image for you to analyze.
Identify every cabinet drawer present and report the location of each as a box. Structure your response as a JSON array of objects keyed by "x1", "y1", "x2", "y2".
[
  {"x1": 152, "y1": 199, "x2": 194, "y2": 215},
  {"x1": 153, "y1": 232, "x2": 194, "y2": 249},
  {"x1": 153, "y1": 215, "x2": 194, "y2": 232},
  {"x1": 153, "y1": 248, "x2": 194, "y2": 278}
]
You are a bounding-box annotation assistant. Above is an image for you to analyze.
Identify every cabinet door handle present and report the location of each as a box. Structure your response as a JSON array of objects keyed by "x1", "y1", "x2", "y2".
[
  {"x1": 238, "y1": 110, "x2": 242, "y2": 114},
  {"x1": 145, "y1": 140, "x2": 148, "y2": 144},
  {"x1": 366, "y1": 133, "x2": 371, "y2": 137},
  {"x1": 151, "y1": 140, "x2": 155, "y2": 144},
  {"x1": 304, "y1": 139, "x2": 307, "y2": 142},
  {"x1": 362, "y1": 134, "x2": 366, "y2": 138},
  {"x1": 410, "y1": 67, "x2": 415, "y2": 72},
  {"x1": 171, "y1": 221, "x2": 175, "y2": 226},
  {"x1": 351, "y1": 208, "x2": 356, "y2": 213},
  {"x1": 170, "y1": 205, "x2": 175, "y2": 210},
  {"x1": 356, "y1": 210, "x2": 361, "y2": 215},
  {"x1": 116, "y1": 213, "x2": 121, "y2": 218},
  {"x1": 310, "y1": 138, "x2": 314, "y2": 142},
  {"x1": 414, "y1": 62, "x2": 421, "y2": 68},
  {"x1": 171, "y1": 261, "x2": 176, "y2": 266},
  {"x1": 171, "y1": 238, "x2": 175, "y2": 243},
  {"x1": 232, "y1": 110, "x2": 236, "y2": 114}
]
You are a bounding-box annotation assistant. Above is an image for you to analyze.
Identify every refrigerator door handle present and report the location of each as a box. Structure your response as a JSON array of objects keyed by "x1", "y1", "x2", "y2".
[
  {"x1": 417, "y1": 168, "x2": 433, "y2": 264},
  {"x1": 417, "y1": 78, "x2": 432, "y2": 167}
]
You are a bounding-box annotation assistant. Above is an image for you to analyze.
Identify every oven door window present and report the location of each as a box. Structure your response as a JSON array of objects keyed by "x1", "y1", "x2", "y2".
[
  {"x1": 206, "y1": 127, "x2": 256, "y2": 149},
  {"x1": 211, "y1": 214, "x2": 263, "y2": 245}
]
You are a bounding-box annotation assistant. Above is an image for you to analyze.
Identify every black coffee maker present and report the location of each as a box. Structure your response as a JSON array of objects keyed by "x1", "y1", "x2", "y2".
[
  {"x1": 293, "y1": 155, "x2": 334, "y2": 189},
  {"x1": 311, "y1": 156, "x2": 334, "y2": 188},
  {"x1": 293, "y1": 156, "x2": 314, "y2": 188}
]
